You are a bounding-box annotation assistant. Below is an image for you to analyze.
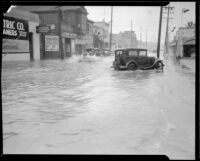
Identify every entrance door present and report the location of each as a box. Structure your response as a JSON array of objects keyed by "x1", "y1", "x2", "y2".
[{"x1": 65, "y1": 38, "x2": 71, "y2": 57}]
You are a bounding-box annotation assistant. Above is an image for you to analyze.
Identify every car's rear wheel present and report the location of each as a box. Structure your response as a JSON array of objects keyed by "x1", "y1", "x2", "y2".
[{"x1": 127, "y1": 63, "x2": 137, "y2": 71}]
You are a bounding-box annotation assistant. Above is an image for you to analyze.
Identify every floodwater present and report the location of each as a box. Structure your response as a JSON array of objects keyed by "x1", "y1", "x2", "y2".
[{"x1": 2, "y1": 53, "x2": 195, "y2": 159}]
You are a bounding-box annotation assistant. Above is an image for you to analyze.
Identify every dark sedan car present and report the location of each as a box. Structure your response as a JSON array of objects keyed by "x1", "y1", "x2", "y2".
[{"x1": 112, "y1": 48, "x2": 164, "y2": 70}]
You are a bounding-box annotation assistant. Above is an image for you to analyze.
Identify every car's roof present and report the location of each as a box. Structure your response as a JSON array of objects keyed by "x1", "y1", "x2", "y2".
[{"x1": 115, "y1": 48, "x2": 147, "y2": 51}]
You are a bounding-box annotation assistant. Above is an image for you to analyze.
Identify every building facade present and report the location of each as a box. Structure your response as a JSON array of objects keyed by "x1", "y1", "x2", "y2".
[
  {"x1": 2, "y1": 7, "x2": 40, "y2": 61},
  {"x1": 85, "y1": 19, "x2": 94, "y2": 49},
  {"x1": 17, "y1": 6, "x2": 89, "y2": 59},
  {"x1": 93, "y1": 21, "x2": 110, "y2": 50}
]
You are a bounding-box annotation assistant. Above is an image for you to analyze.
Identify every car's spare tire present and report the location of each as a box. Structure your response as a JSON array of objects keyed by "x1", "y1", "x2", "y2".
[
  {"x1": 127, "y1": 63, "x2": 137, "y2": 71},
  {"x1": 155, "y1": 61, "x2": 163, "y2": 69}
]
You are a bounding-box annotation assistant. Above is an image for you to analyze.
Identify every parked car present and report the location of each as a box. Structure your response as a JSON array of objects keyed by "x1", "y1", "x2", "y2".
[
  {"x1": 112, "y1": 48, "x2": 164, "y2": 70},
  {"x1": 79, "y1": 51, "x2": 99, "y2": 62}
]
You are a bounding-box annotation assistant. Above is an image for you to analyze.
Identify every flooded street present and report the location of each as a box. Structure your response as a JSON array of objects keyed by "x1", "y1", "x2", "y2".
[{"x1": 2, "y1": 53, "x2": 195, "y2": 159}]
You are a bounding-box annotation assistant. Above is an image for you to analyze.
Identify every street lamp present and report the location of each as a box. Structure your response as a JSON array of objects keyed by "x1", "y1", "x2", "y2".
[{"x1": 181, "y1": 8, "x2": 190, "y2": 27}]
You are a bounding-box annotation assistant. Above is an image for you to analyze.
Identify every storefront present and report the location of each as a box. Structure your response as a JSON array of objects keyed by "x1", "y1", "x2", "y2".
[
  {"x1": 75, "y1": 35, "x2": 87, "y2": 55},
  {"x1": 43, "y1": 34, "x2": 60, "y2": 59},
  {"x1": 2, "y1": 8, "x2": 40, "y2": 61},
  {"x1": 37, "y1": 23, "x2": 61, "y2": 59},
  {"x1": 62, "y1": 32, "x2": 76, "y2": 57},
  {"x1": 183, "y1": 38, "x2": 195, "y2": 58}
]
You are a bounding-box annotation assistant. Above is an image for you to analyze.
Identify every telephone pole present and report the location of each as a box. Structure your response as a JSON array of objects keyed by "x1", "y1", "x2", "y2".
[
  {"x1": 109, "y1": 6, "x2": 113, "y2": 51},
  {"x1": 146, "y1": 29, "x2": 147, "y2": 49},
  {"x1": 140, "y1": 27, "x2": 142, "y2": 48},
  {"x1": 131, "y1": 19, "x2": 132, "y2": 47},
  {"x1": 157, "y1": 6, "x2": 163, "y2": 58},
  {"x1": 163, "y1": 5, "x2": 174, "y2": 54}
]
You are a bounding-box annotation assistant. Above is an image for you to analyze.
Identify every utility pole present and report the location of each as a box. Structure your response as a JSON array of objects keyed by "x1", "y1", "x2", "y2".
[
  {"x1": 57, "y1": 7, "x2": 64, "y2": 59},
  {"x1": 163, "y1": 5, "x2": 174, "y2": 54},
  {"x1": 131, "y1": 19, "x2": 132, "y2": 47},
  {"x1": 140, "y1": 27, "x2": 142, "y2": 48},
  {"x1": 157, "y1": 6, "x2": 163, "y2": 58},
  {"x1": 109, "y1": 6, "x2": 113, "y2": 51},
  {"x1": 146, "y1": 29, "x2": 147, "y2": 49}
]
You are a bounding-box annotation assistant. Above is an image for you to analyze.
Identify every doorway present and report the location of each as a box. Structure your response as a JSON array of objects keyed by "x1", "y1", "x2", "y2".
[
  {"x1": 183, "y1": 45, "x2": 195, "y2": 58},
  {"x1": 65, "y1": 38, "x2": 71, "y2": 57}
]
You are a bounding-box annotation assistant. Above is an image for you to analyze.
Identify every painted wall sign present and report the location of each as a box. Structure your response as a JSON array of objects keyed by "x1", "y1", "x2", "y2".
[
  {"x1": 3, "y1": 16, "x2": 29, "y2": 40},
  {"x1": 45, "y1": 35, "x2": 59, "y2": 51},
  {"x1": 2, "y1": 39, "x2": 29, "y2": 53}
]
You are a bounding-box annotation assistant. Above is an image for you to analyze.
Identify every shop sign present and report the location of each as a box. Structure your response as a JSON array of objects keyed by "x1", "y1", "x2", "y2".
[
  {"x1": 62, "y1": 32, "x2": 77, "y2": 39},
  {"x1": 36, "y1": 26, "x2": 50, "y2": 33},
  {"x1": 45, "y1": 35, "x2": 59, "y2": 51},
  {"x1": 3, "y1": 16, "x2": 29, "y2": 40},
  {"x1": 2, "y1": 39, "x2": 29, "y2": 53}
]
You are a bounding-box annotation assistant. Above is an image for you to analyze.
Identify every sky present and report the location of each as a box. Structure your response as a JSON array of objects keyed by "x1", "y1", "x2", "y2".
[{"x1": 86, "y1": 2, "x2": 196, "y2": 43}]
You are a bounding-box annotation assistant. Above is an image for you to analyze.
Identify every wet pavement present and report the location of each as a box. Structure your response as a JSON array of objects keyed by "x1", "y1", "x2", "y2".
[{"x1": 2, "y1": 53, "x2": 195, "y2": 159}]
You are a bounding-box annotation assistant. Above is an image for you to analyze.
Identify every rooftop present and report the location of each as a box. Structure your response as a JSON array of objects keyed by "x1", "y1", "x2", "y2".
[{"x1": 16, "y1": 6, "x2": 88, "y2": 14}]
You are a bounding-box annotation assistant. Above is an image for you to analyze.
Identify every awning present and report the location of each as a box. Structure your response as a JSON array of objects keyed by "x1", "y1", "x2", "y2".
[
  {"x1": 183, "y1": 39, "x2": 195, "y2": 45},
  {"x1": 168, "y1": 42, "x2": 177, "y2": 46}
]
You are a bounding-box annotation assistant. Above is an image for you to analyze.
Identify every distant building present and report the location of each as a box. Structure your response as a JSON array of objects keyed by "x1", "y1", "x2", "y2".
[
  {"x1": 112, "y1": 31, "x2": 137, "y2": 50},
  {"x1": 17, "y1": 6, "x2": 89, "y2": 59},
  {"x1": 3, "y1": 7, "x2": 40, "y2": 61}
]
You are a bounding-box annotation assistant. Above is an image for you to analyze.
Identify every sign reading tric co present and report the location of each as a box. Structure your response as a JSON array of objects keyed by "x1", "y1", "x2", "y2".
[{"x1": 3, "y1": 16, "x2": 29, "y2": 40}]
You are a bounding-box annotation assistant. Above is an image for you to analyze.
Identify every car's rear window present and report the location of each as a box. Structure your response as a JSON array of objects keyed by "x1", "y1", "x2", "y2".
[{"x1": 128, "y1": 50, "x2": 138, "y2": 56}]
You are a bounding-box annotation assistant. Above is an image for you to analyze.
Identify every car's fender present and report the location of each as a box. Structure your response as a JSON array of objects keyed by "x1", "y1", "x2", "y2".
[{"x1": 126, "y1": 60, "x2": 138, "y2": 68}]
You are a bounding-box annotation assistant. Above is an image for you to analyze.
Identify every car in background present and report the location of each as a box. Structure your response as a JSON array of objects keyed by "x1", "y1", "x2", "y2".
[
  {"x1": 86, "y1": 48, "x2": 101, "y2": 56},
  {"x1": 102, "y1": 49, "x2": 112, "y2": 56},
  {"x1": 112, "y1": 48, "x2": 164, "y2": 70}
]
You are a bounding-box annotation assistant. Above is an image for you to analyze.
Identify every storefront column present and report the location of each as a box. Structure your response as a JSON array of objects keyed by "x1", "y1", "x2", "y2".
[
  {"x1": 29, "y1": 32, "x2": 34, "y2": 61},
  {"x1": 57, "y1": 8, "x2": 64, "y2": 59}
]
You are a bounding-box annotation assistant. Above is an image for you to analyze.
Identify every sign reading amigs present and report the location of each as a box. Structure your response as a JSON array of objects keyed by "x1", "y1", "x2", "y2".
[{"x1": 3, "y1": 16, "x2": 29, "y2": 40}]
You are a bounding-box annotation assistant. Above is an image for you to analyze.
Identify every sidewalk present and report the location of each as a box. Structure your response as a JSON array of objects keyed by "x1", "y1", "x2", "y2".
[{"x1": 179, "y1": 58, "x2": 195, "y2": 73}]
